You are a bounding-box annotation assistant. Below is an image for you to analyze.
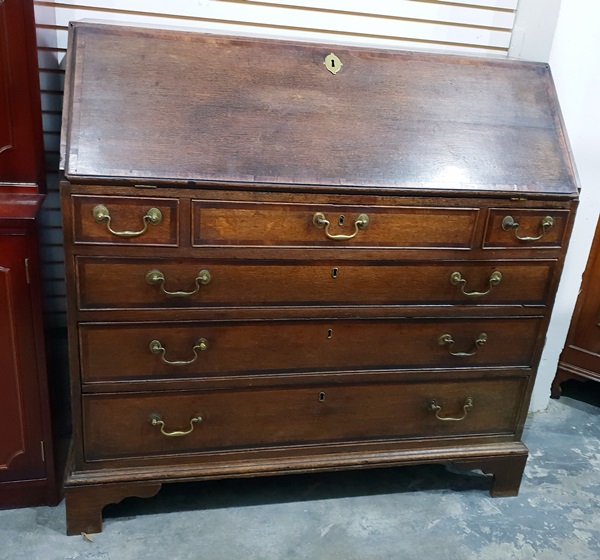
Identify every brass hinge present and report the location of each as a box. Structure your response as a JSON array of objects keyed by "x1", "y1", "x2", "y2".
[
  {"x1": 40, "y1": 440, "x2": 46, "y2": 462},
  {"x1": 25, "y1": 258, "x2": 31, "y2": 284}
]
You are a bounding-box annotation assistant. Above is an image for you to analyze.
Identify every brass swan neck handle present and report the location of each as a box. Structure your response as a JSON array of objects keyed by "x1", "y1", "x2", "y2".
[
  {"x1": 312, "y1": 212, "x2": 369, "y2": 240},
  {"x1": 93, "y1": 204, "x2": 162, "y2": 237},
  {"x1": 438, "y1": 333, "x2": 487, "y2": 357},
  {"x1": 428, "y1": 397, "x2": 474, "y2": 422},
  {"x1": 450, "y1": 271, "x2": 502, "y2": 297},
  {"x1": 148, "y1": 413, "x2": 202, "y2": 437},
  {"x1": 502, "y1": 215, "x2": 553, "y2": 242}
]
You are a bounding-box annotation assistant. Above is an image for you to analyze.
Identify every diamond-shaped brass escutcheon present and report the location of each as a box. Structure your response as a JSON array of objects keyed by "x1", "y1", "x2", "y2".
[{"x1": 324, "y1": 53, "x2": 342, "y2": 75}]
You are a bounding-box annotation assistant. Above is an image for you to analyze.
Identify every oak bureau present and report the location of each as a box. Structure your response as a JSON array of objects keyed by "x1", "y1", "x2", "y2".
[{"x1": 59, "y1": 21, "x2": 579, "y2": 534}]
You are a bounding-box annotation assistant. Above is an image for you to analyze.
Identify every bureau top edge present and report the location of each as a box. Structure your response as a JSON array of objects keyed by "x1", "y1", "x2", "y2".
[
  {"x1": 61, "y1": 21, "x2": 579, "y2": 199},
  {"x1": 60, "y1": 176, "x2": 580, "y2": 202}
]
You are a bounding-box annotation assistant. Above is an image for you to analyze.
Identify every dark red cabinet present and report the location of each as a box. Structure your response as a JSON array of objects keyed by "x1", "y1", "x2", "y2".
[
  {"x1": 0, "y1": 0, "x2": 45, "y2": 186},
  {"x1": 0, "y1": 0, "x2": 57, "y2": 507}
]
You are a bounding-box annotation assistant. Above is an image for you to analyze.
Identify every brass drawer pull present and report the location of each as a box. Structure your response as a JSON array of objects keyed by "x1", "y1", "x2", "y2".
[
  {"x1": 148, "y1": 413, "x2": 202, "y2": 437},
  {"x1": 92, "y1": 204, "x2": 162, "y2": 237},
  {"x1": 313, "y1": 212, "x2": 369, "y2": 240},
  {"x1": 501, "y1": 215, "x2": 554, "y2": 241},
  {"x1": 428, "y1": 397, "x2": 474, "y2": 422},
  {"x1": 438, "y1": 333, "x2": 487, "y2": 357},
  {"x1": 146, "y1": 269, "x2": 211, "y2": 297},
  {"x1": 149, "y1": 338, "x2": 208, "y2": 366},
  {"x1": 450, "y1": 271, "x2": 502, "y2": 297}
]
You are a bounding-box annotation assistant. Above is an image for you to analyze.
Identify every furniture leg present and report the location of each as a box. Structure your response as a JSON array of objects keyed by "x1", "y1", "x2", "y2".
[
  {"x1": 64, "y1": 482, "x2": 162, "y2": 535},
  {"x1": 551, "y1": 367, "x2": 571, "y2": 398},
  {"x1": 452, "y1": 454, "x2": 528, "y2": 497}
]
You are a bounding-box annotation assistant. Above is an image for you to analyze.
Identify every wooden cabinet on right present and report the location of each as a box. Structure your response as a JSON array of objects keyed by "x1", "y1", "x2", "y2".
[{"x1": 552, "y1": 218, "x2": 600, "y2": 397}]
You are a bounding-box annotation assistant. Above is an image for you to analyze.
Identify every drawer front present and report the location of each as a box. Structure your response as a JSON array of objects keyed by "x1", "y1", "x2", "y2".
[
  {"x1": 82, "y1": 377, "x2": 527, "y2": 461},
  {"x1": 192, "y1": 200, "x2": 478, "y2": 248},
  {"x1": 484, "y1": 209, "x2": 570, "y2": 249},
  {"x1": 79, "y1": 318, "x2": 543, "y2": 383},
  {"x1": 76, "y1": 257, "x2": 556, "y2": 309},
  {"x1": 70, "y1": 195, "x2": 179, "y2": 246}
]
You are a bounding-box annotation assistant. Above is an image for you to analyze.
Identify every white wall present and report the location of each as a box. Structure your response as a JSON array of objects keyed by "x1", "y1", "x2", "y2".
[
  {"x1": 509, "y1": 0, "x2": 561, "y2": 61},
  {"x1": 528, "y1": 0, "x2": 600, "y2": 411}
]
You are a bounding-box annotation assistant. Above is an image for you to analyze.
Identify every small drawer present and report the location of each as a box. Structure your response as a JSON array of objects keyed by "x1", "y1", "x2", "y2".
[
  {"x1": 192, "y1": 200, "x2": 478, "y2": 249},
  {"x1": 79, "y1": 317, "x2": 543, "y2": 384},
  {"x1": 76, "y1": 257, "x2": 557, "y2": 310},
  {"x1": 484, "y1": 209, "x2": 570, "y2": 249},
  {"x1": 82, "y1": 376, "x2": 527, "y2": 461},
  {"x1": 70, "y1": 195, "x2": 179, "y2": 246}
]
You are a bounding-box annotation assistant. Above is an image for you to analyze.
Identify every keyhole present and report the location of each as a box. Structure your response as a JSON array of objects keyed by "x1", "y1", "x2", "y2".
[
  {"x1": 331, "y1": 267, "x2": 339, "y2": 279},
  {"x1": 338, "y1": 215, "x2": 345, "y2": 226},
  {"x1": 324, "y1": 53, "x2": 342, "y2": 75},
  {"x1": 327, "y1": 329, "x2": 333, "y2": 339},
  {"x1": 319, "y1": 392, "x2": 326, "y2": 402}
]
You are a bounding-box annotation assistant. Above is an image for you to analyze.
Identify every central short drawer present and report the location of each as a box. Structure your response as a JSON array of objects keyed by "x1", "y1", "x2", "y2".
[
  {"x1": 79, "y1": 317, "x2": 543, "y2": 384},
  {"x1": 192, "y1": 200, "x2": 478, "y2": 248},
  {"x1": 76, "y1": 257, "x2": 556, "y2": 309},
  {"x1": 82, "y1": 376, "x2": 527, "y2": 462}
]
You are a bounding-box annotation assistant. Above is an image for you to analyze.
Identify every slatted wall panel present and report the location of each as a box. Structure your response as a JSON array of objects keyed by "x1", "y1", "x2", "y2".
[{"x1": 33, "y1": 0, "x2": 519, "y2": 328}]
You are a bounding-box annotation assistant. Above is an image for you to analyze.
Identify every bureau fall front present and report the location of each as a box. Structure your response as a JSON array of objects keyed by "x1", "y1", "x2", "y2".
[{"x1": 59, "y1": 21, "x2": 579, "y2": 534}]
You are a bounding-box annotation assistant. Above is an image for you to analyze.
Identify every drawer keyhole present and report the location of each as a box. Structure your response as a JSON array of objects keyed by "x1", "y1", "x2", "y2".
[
  {"x1": 331, "y1": 267, "x2": 339, "y2": 279},
  {"x1": 327, "y1": 328, "x2": 333, "y2": 339},
  {"x1": 324, "y1": 53, "x2": 342, "y2": 75},
  {"x1": 338, "y1": 215, "x2": 345, "y2": 226},
  {"x1": 318, "y1": 392, "x2": 326, "y2": 402}
]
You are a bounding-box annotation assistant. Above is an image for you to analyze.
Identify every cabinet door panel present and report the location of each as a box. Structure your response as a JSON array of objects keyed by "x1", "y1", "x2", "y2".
[
  {"x1": 0, "y1": 6, "x2": 14, "y2": 159},
  {"x1": 0, "y1": 235, "x2": 45, "y2": 482},
  {"x1": 0, "y1": 0, "x2": 45, "y2": 186}
]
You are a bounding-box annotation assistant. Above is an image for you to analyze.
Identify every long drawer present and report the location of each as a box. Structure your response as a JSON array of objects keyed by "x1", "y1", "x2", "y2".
[
  {"x1": 75, "y1": 257, "x2": 556, "y2": 309},
  {"x1": 79, "y1": 317, "x2": 543, "y2": 383},
  {"x1": 82, "y1": 376, "x2": 527, "y2": 462}
]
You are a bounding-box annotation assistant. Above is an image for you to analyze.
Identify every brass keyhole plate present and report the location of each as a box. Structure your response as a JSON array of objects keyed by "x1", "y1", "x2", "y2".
[{"x1": 324, "y1": 53, "x2": 342, "y2": 75}]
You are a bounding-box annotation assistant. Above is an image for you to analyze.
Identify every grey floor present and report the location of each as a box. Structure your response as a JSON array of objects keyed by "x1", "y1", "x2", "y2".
[{"x1": 1, "y1": 382, "x2": 599, "y2": 560}]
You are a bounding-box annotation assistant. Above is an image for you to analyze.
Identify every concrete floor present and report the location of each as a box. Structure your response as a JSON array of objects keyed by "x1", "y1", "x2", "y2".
[{"x1": 1, "y1": 382, "x2": 599, "y2": 560}]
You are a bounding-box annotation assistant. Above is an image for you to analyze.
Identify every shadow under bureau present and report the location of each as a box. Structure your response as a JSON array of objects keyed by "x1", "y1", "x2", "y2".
[{"x1": 59, "y1": 21, "x2": 579, "y2": 534}]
